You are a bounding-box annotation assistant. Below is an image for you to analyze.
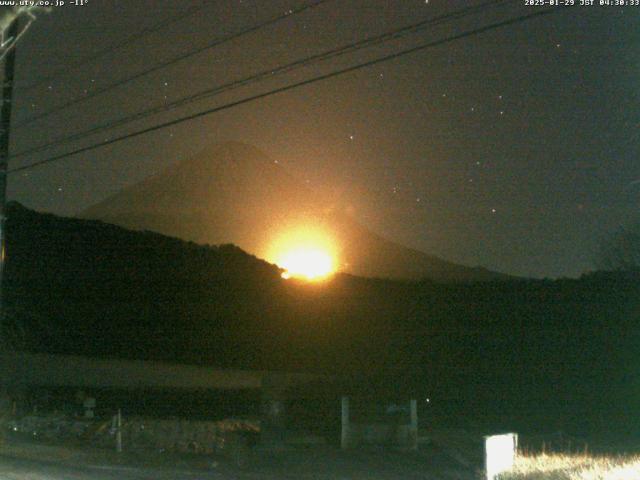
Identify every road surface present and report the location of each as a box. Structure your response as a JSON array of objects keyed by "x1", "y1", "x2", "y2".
[
  {"x1": 0, "y1": 454, "x2": 222, "y2": 479},
  {"x1": 0, "y1": 439, "x2": 479, "y2": 479}
]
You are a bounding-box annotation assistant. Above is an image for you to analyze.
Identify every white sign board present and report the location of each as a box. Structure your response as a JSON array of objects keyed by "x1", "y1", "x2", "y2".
[{"x1": 485, "y1": 433, "x2": 518, "y2": 480}]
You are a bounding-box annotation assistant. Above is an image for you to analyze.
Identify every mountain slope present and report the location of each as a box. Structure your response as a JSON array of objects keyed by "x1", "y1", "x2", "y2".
[
  {"x1": 82, "y1": 142, "x2": 508, "y2": 282},
  {"x1": 2, "y1": 202, "x2": 431, "y2": 375}
]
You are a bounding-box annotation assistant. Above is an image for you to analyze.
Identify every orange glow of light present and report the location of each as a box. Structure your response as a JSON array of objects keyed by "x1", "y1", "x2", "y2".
[
  {"x1": 266, "y1": 224, "x2": 338, "y2": 282},
  {"x1": 277, "y1": 248, "x2": 334, "y2": 281}
]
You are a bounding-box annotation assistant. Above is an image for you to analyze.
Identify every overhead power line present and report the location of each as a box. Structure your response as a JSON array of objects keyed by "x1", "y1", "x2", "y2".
[
  {"x1": 17, "y1": 1, "x2": 212, "y2": 93},
  {"x1": 15, "y1": 0, "x2": 333, "y2": 126},
  {"x1": 12, "y1": 0, "x2": 512, "y2": 160},
  {"x1": 9, "y1": 6, "x2": 566, "y2": 175}
]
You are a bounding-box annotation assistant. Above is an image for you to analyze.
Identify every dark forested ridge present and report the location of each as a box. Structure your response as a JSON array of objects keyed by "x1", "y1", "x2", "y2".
[{"x1": 5, "y1": 203, "x2": 640, "y2": 436}]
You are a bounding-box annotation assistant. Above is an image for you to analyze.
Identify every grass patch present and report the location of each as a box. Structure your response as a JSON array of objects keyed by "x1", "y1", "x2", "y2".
[{"x1": 498, "y1": 452, "x2": 640, "y2": 479}]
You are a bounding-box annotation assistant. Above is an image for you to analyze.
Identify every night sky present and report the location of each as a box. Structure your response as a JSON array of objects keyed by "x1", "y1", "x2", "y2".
[{"x1": 5, "y1": 0, "x2": 639, "y2": 279}]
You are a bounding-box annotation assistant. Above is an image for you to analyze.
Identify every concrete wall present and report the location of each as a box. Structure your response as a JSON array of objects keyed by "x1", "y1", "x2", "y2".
[
  {"x1": 97, "y1": 416, "x2": 259, "y2": 454},
  {"x1": 9, "y1": 412, "x2": 259, "y2": 455}
]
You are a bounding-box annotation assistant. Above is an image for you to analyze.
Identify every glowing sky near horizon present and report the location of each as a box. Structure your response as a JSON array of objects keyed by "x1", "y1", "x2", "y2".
[
  {"x1": 266, "y1": 224, "x2": 338, "y2": 281},
  {"x1": 277, "y1": 248, "x2": 335, "y2": 281}
]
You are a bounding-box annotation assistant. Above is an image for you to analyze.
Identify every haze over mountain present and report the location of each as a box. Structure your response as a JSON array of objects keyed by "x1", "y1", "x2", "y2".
[{"x1": 82, "y1": 142, "x2": 508, "y2": 282}]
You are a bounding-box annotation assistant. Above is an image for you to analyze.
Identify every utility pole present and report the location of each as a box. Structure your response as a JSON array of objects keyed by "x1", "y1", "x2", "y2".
[{"x1": 0, "y1": 17, "x2": 19, "y2": 345}]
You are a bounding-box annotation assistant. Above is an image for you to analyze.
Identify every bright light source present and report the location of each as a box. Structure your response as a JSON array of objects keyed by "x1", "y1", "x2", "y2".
[
  {"x1": 265, "y1": 223, "x2": 338, "y2": 282},
  {"x1": 278, "y1": 248, "x2": 334, "y2": 281}
]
